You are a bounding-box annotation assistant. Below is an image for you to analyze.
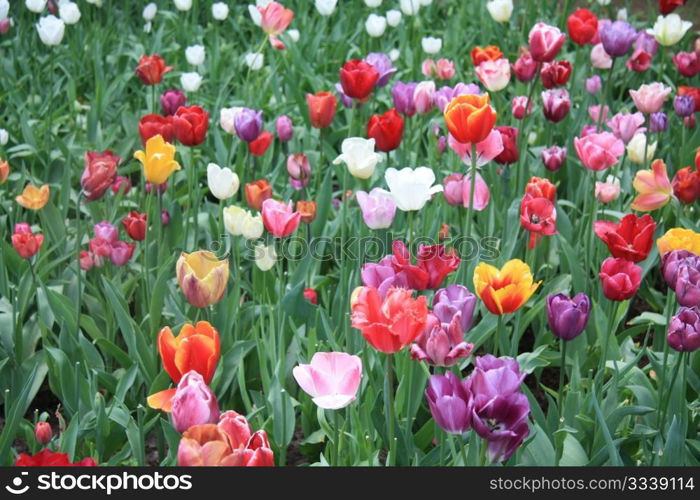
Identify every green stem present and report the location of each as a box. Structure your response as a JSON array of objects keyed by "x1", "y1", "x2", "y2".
[
  {"x1": 655, "y1": 293, "x2": 674, "y2": 427},
  {"x1": 385, "y1": 354, "x2": 396, "y2": 466},
  {"x1": 462, "y1": 142, "x2": 478, "y2": 283},
  {"x1": 596, "y1": 59, "x2": 616, "y2": 132},
  {"x1": 458, "y1": 435, "x2": 467, "y2": 466},
  {"x1": 332, "y1": 409, "x2": 340, "y2": 466},
  {"x1": 559, "y1": 338, "x2": 567, "y2": 407},
  {"x1": 658, "y1": 352, "x2": 682, "y2": 434}
]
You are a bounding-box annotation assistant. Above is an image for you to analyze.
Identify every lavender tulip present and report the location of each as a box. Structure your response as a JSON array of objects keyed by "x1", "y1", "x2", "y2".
[
  {"x1": 234, "y1": 108, "x2": 263, "y2": 142},
  {"x1": 546, "y1": 293, "x2": 591, "y2": 340},
  {"x1": 673, "y1": 95, "x2": 695, "y2": 118},
  {"x1": 276, "y1": 115, "x2": 293, "y2": 142},
  {"x1": 335, "y1": 82, "x2": 355, "y2": 109},
  {"x1": 391, "y1": 81, "x2": 418, "y2": 117},
  {"x1": 466, "y1": 355, "x2": 525, "y2": 400},
  {"x1": 649, "y1": 112, "x2": 668, "y2": 133},
  {"x1": 470, "y1": 391, "x2": 531, "y2": 463},
  {"x1": 675, "y1": 265, "x2": 700, "y2": 307},
  {"x1": 160, "y1": 89, "x2": 187, "y2": 116},
  {"x1": 600, "y1": 21, "x2": 637, "y2": 58},
  {"x1": 171, "y1": 371, "x2": 220, "y2": 433},
  {"x1": 667, "y1": 306, "x2": 700, "y2": 352},
  {"x1": 433, "y1": 284, "x2": 477, "y2": 333},
  {"x1": 661, "y1": 250, "x2": 700, "y2": 288},
  {"x1": 364, "y1": 52, "x2": 397, "y2": 87},
  {"x1": 425, "y1": 371, "x2": 472, "y2": 434},
  {"x1": 355, "y1": 188, "x2": 397, "y2": 230}
]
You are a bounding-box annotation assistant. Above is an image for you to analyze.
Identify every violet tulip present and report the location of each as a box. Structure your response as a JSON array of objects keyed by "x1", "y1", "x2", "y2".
[
  {"x1": 600, "y1": 20, "x2": 637, "y2": 57},
  {"x1": 546, "y1": 293, "x2": 591, "y2": 340},
  {"x1": 667, "y1": 306, "x2": 700, "y2": 352},
  {"x1": 364, "y1": 52, "x2": 397, "y2": 87},
  {"x1": 660, "y1": 249, "x2": 700, "y2": 288},
  {"x1": 391, "y1": 81, "x2": 418, "y2": 117},
  {"x1": 234, "y1": 108, "x2": 263, "y2": 142},
  {"x1": 675, "y1": 265, "x2": 700, "y2": 307},
  {"x1": 161, "y1": 89, "x2": 187, "y2": 116},
  {"x1": 433, "y1": 284, "x2": 477, "y2": 333},
  {"x1": 425, "y1": 371, "x2": 472, "y2": 434}
]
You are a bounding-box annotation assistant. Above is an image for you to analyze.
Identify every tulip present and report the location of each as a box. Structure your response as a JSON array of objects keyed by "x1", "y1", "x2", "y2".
[
  {"x1": 523, "y1": 177, "x2": 555, "y2": 202},
  {"x1": 365, "y1": 13, "x2": 386, "y2": 37},
  {"x1": 512, "y1": 48, "x2": 538, "y2": 82},
  {"x1": 172, "y1": 105, "x2": 208, "y2": 146},
  {"x1": 383, "y1": 166, "x2": 443, "y2": 211},
  {"x1": 303, "y1": 287, "x2": 318, "y2": 305},
  {"x1": 421, "y1": 36, "x2": 442, "y2": 54},
  {"x1": 541, "y1": 88, "x2": 570, "y2": 122},
  {"x1": 160, "y1": 89, "x2": 187, "y2": 116},
  {"x1": 626, "y1": 133, "x2": 657, "y2": 165},
  {"x1": 472, "y1": 47, "x2": 505, "y2": 66},
  {"x1": 355, "y1": 188, "x2": 396, "y2": 230},
  {"x1": 34, "y1": 422, "x2": 52, "y2": 445},
  {"x1": 233, "y1": 108, "x2": 263, "y2": 142},
  {"x1": 351, "y1": 286, "x2": 428, "y2": 353},
  {"x1": 629, "y1": 82, "x2": 672, "y2": 114},
  {"x1": 244, "y1": 52, "x2": 264, "y2": 70},
  {"x1": 600, "y1": 20, "x2": 637, "y2": 57},
  {"x1": 36, "y1": 15, "x2": 64, "y2": 46},
  {"x1": 249, "y1": 131, "x2": 273, "y2": 156},
  {"x1": 475, "y1": 58, "x2": 510, "y2": 92},
  {"x1": 254, "y1": 243, "x2": 277, "y2": 271},
  {"x1": 207, "y1": 163, "x2": 239, "y2": 200},
  {"x1": 90, "y1": 237, "x2": 111, "y2": 260},
  {"x1": 586, "y1": 75, "x2": 602, "y2": 94},
  {"x1": 574, "y1": 132, "x2": 624, "y2": 171},
  {"x1": 568, "y1": 8, "x2": 598, "y2": 45},
  {"x1": 245, "y1": 179, "x2": 272, "y2": 210},
  {"x1": 607, "y1": 112, "x2": 645, "y2": 143},
  {"x1": 473, "y1": 259, "x2": 540, "y2": 315},
  {"x1": 173, "y1": 0, "x2": 192, "y2": 10},
  {"x1": 657, "y1": 228, "x2": 700, "y2": 257},
  {"x1": 672, "y1": 166, "x2": 700, "y2": 204},
  {"x1": 93, "y1": 221, "x2": 118, "y2": 243},
  {"x1": 171, "y1": 371, "x2": 220, "y2": 433},
  {"x1": 594, "y1": 214, "x2": 656, "y2": 263},
  {"x1": 366, "y1": 109, "x2": 404, "y2": 152},
  {"x1": 650, "y1": 13, "x2": 692, "y2": 46},
  {"x1": 399, "y1": 0, "x2": 419, "y2": 15},
  {"x1": 135, "y1": 54, "x2": 172, "y2": 85},
  {"x1": 391, "y1": 81, "x2": 418, "y2": 117},
  {"x1": 667, "y1": 306, "x2": 700, "y2": 352},
  {"x1": 184, "y1": 45, "x2": 205, "y2": 67},
  {"x1": 413, "y1": 80, "x2": 436, "y2": 114},
  {"x1": 223, "y1": 206, "x2": 263, "y2": 239},
  {"x1": 212, "y1": 2, "x2": 229, "y2": 20},
  {"x1": 432, "y1": 285, "x2": 477, "y2": 333},
  {"x1": 511, "y1": 95, "x2": 532, "y2": 120},
  {"x1": 442, "y1": 173, "x2": 464, "y2": 206},
  {"x1": 0, "y1": 159, "x2": 8, "y2": 185},
  {"x1": 631, "y1": 159, "x2": 673, "y2": 211},
  {"x1": 296, "y1": 200, "x2": 316, "y2": 223},
  {"x1": 333, "y1": 137, "x2": 384, "y2": 180},
  {"x1": 14, "y1": 449, "x2": 97, "y2": 467},
  {"x1": 434, "y1": 83, "x2": 481, "y2": 113},
  {"x1": 133, "y1": 135, "x2": 180, "y2": 185},
  {"x1": 12, "y1": 223, "x2": 44, "y2": 259},
  {"x1": 591, "y1": 43, "x2": 613, "y2": 69},
  {"x1": 494, "y1": 126, "x2": 518, "y2": 165},
  {"x1": 541, "y1": 146, "x2": 566, "y2": 171},
  {"x1": 674, "y1": 95, "x2": 696, "y2": 118},
  {"x1": 139, "y1": 114, "x2": 174, "y2": 144},
  {"x1": 599, "y1": 257, "x2": 642, "y2": 301},
  {"x1": 26, "y1": 0, "x2": 47, "y2": 13},
  {"x1": 122, "y1": 211, "x2": 147, "y2": 241},
  {"x1": 660, "y1": 250, "x2": 699, "y2": 288},
  {"x1": 467, "y1": 355, "x2": 525, "y2": 399},
  {"x1": 595, "y1": 175, "x2": 621, "y2": 203},
  {"x1": 416, "y1": 244, "x2": 461, "y2": 289},
  {"x1": 540, "y1": 60, "x2": 571, "y2": 89},
  {"x1": 261, "y1": 199, "x2": 301, "y2": 238},
  {"x1": 486, "y1": 0, "x2": 512, "y2": 23},
  {"x1": 286, "y1": 154, "x2": 311, "y2": 190},
  {"x1": 258, "y1": 1, "x2": 293, "y2": 36},
  {"x1": 364, "y1": 53, "x2": 397, "y2": 88},
  {"x1": 16, "y1": 184, "x2": 50, "y2": 210},
  {"x1": 673, "y1": 51, "x2": 700, "y2": 77},
  {"x1": 275, "y1": 115, "x2": 293, "y2": 141},
  {"x1": 315, "y1": 0, "x2": 337, "y2": 16},
  {"x1": 306, "y1": 92, "x2": 336, "y2": 128},
  {"x1": 659, "y1": 0, "x2": 686, "y2": 14},
  {"x1": 460, "y1": 172, "x2": 490, "y2": 211},
  {"x1": 424, "y1": 372, "x2": 471, "y2": 434},
  {"x1": 339, "y1": 60, "x2": 379, "y2": 100},
  {"x1": 528, "y1": 23, "x2": 566, "y2": 62},
  {"x1": 546, "y1": 293, "x2": 591, "y2": 340},
  {"x1": 470, "y1": 389, "x2": 530, "y2": 463},
  {"x1": 520, "y1": 194, "x2": 557, "y2": 249},
  {"x1": 444, "y1": 93, "x2": 497, "y2": 144},
  {"x1": 386, "y1": 9, "x2": 401, "y2": 26},
  {"x1": 678, "y1": 85, "x2": 700, "y2": 112},
  {"x1": 176, "y1": 251, "x2": 230, "y2": 308},
  {"x1": 81, "y1": 150, "x2": 119, "y2": 202},
  {"x1": 293, "y1": 352, "x2": 362, "y2": 409},
  {"x1": 109, "y1": 241, "x2": 135, "y2": 267},
  {"x1": 142, "y1": 3, "x2": 157, "y2": 21},
  {"x1": 361, "y1": 257, "x2": 407, "y2": 298},
  {"x1": 649, "y1": 112, "x2": 669, "y2": 133},
  {"x1": 411, "y1": 313, "x2": 474, "y2": 367},
  {"x1": 58, "y1": 2, "x2": 80, "y2": 24},
  {"x1": 434, "y1": 59, "x2": 455, "y2": 79}
]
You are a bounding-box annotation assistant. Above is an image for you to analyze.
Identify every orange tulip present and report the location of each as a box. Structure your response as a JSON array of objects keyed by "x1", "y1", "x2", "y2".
[
  {"x1": 444, "y1": 94, "x2": 497, "y2": 144},
  {"x1": 630, "y1": 159, "x2": 673, "y2": 212},
  {"x1": 16, "y1": 184, "x2": 50, "y2": 210},
  {"x1": 350, "y1": 286, "x2": 428, "y2": 354},
  {"x1": 0, "y1": 159, "x2": 8, "y2": 185},
  {"x1": 657, "y1": 228, "x2": 700, "y2": 256},
  {"x1": 245, "y1": 179, "x2": 272, "y2": 211},
  {"x1": 147, "y1": 321, "x2": 220, "y2": 412},
  {"x1": 296, "y1": 200, "x2": 317, "y2": 223},
  {"x1": 473, "y1": 259, "x2": 540, "y2": 315},
  {"x1": 470, "y1": 45, "x2": 504, "y2": 66}
]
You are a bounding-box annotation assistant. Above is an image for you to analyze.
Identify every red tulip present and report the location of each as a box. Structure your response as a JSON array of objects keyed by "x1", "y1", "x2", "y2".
[
  {"x1": 135, "y1": 54, "x2": 172, "y2": 86},
  {"x1": 524, "y1": 176, "x2": 556, "y2": 201},
  {"x1": 81, "y1": 150, "x2": 119, "y2": 202},
  {"x1": 494, "y1": 126, "x2": 519, "y2": 165},
  {"x1": 390, "y1": 240, "x2": 429, "y2": 290},
  {"x1": 173, "y1": 105, "x2": 209, "y2": 146},
  {"x1": 520, "y1": 194, "x2": 557, "y2": 249},
  {"x1": 248, "y1": 130, "x2": 273, "y2": 156},
  {"x1": 14, "y1": 449, "x2": 97, "y2": 467},
  {"x1": 567, "y1": 9, "x2": 598, "y2": 46},
  {"x1": 658, "y1": 0, "x2": 686, "y2": 15},
  {"x1": 339, "y1": 60, "x2": 379, "y2": 100},
  {"x1": 12, "y1": 223, "x2": 43, "y2": 259},
  {"x1": 122, "y1": 211, "x2": 147, "y2": 241},
  {"x1": 139, "y1": 114, "x2": 174, "y2": 144},
  {"x1": 366, "y1": 108, "x2": 404, "y2": 152},
  {"x1": 306, "y1": 92, "x2": 337, "y2": 129},
  {"x1": 594, "y1": 214, "x2": 656, "y2": 263},
  {"x1": 304, "y1": 288, "x2": 318, "y2": 305},
  {"x1": 416, "y1": 244, "x2": 461, "y2": 289},
  {"x1": 673, "y1": 166, "x2": 700, "y2": 204},
  {"x1": 599, "y1": 257, "x2": 642, "y2": 301},
  {"x1": 540, "y1": 60, "x2": 572, "y2": 89}
]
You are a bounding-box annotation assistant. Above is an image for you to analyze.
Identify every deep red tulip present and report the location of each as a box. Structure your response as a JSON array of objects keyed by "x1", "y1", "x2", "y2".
[
  {"x1": 494, "y1": 126, "x2": 519, "y2": 165},
  {"x1": 14, "y1": 449, "x2": 97, "y2": 467},
  {"x1": 594, "y1": 214, "x2": 656, "y2": 263},
  {"x1": 672, "y1": 166, "x2": 700, "y2": 204},
  {"x1": 567, "y1": 9, "x2": 598, "y2": 46},
  {"x1": 122, "y1": 211, "x2": 147, "y2": 241},
  {"x1": 135, "y1": 54, "x2": 172, "y2": 86},
  {"x1": 139, "y1": 114, "x2": 174, "y2": 144},
  {"x1": 306, "y1": 92, "x2": 337, "y2": 129},
  {"x1": 173, "y1": 106, "x2": 209, "y2": 146},
  {"x1": 599, "y1": 257, "x2": 642, "y2": 301},
  {"x1": 248, "y1": 131, "x2": 273, "y2": 156},
  {"x1": 658, "y1": 0, "x2": 686, "y2": 15},
  {"x1": 367, "y1": 108, "x2": 404, "y2": 152},
  {"x1": 540, "y1": 60, "x2": 572, "y2": 89},
  {"x1": 339, "y1": 60, "x2": 379, "y2": 100}
]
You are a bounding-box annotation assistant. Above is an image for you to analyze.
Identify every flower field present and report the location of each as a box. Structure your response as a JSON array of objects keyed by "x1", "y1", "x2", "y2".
[{"x1": 0, "y1": 0, "x2": 699, "y2": 468}]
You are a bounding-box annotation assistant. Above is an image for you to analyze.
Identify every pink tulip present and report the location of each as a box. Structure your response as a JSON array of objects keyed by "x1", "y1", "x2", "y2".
[
  {"x1": 629, "y1": 82, "x2": 672, "y2": 114},
  {"x1": 261, "y1": 199, "x2": 301, "y2": 237},
  {"x1": 475, "y1": 58, "x2": 511, "y2": 92},
  {"x1": 461, "y1": 172, "x2": 490, "y2": 211},
  {"x1": 588, "y1": 105, "x2": 610, "y2": 123},
  {"x1": 413, "y1": 81, "x2": 436, "y2": 114},
  {"x1": 171, "y1": 371, "x2": 220, "y2": 433},
  {"x1": 595, "y1": 177, "x2": 621, "y2": 203},
  {"x1": 541, "y1": 88, "x2": 570, "y2": 122},
  {"x1": 443, "y1": 173, "x2": 464, "y2": 205},
  {"x1": 631, "y1": 159, "x2": 673, "y2": 211},
  {"x1": 606, "y1": 112, "x2": 645, "y2": 143},
  {"x1": 259, "y1": 1, "x2": 294, "y2": 36},
  {"x1": 436, "y1": 59, "x2": 455, "y2": 79},
  {"x1": 109, "y1": 241, "x2": 135, "y2": 267},
  {"x1": 355, "y1": 188, "x2": 397, "y2": 230},
  {"x1": 410, "y1": 313, "x2": 474, "y2": 367},
  {"x1": 292, "y1": 352, "x2": 362, "y2": 410},
  {"x1": 528, "y1": 23, "x2": 566, "y2": 62},
  {"x1": 574, "y1": 132, "x2": 624, "y2": 171},
  {"x1": 511, "y1": 96, "x2": 533, "y2": 120},
  {"x1": 541, "y1": 146, "x2": 567, "y2": 171},
  {"x1": 591, "y1": 43, "x2": 613, "y2": 69},
  {"x1": 448, "y1": 129, "x2": 504, "y2": 167}
]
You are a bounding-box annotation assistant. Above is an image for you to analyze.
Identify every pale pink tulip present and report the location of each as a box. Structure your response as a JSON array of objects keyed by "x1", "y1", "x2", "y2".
[
  {"x1": 591, "y1": 43, "x2": 613, "y2": 69},
  {"x1": 606, "y1": 112, "x2": 646, "y2": 143},
  {"x1": 588, "y1": 105, "x2": 610, "y2": 123},
  {"x1": 574, "y1": 132, "x2": 624, "y2": 171},
  {"x1": 629, "y1": 82, "x2": 672, "y2": 114},
  {"x1": 259, "y1": 1, "x2": 294, "y2": 36},
  {"x1": 292, "y1": 352, "x2": 362, "y2": 410},
  {"x1": 595, "y1": 176, "x2": 621, "y2": 203},
  {"x1": 413, "y1": 81, "x2": 436, "y2": 114},
  {"x1": 448, "y1": 129, "x2": 504, "y2": 167},
  {"x1": 461, "y1": 172, "x2": 490, "y2": 211},
  {"x1": 475, "y1": 58, "x2": 511, "y2": 92}
]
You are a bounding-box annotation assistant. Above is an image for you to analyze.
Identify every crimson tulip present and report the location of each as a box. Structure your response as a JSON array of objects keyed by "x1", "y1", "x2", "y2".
[
  {"x1": 366, "y1": 108, "x2": 404, "y2": 152},
  {"x1": 599, "y1": 257, "x2": 642, "y2": 301},
  {"x1": 139, "y1": 114, "x2": 174, "y2": 144},
  {"x1": 567, "y1": 9, "x2": 598, "y2": 45},
  {"x1": 173, "y1": 105, "x2": 209, "y2": 146},
  {"x1": 339, "y1": 60, "x2": 379, "y2": 100},
  {"x1": 135, "y1": 54, "x2": 172, "y2": 85},
  {"x1": 122, "y1": 211, "x2": 147, "y2": 241},
  {"x1": 593, "y1": 214, "x2": 656, "y2": 263},
  {"x1": 248, "y1": 131, "x2": 273, "y2": 156}
]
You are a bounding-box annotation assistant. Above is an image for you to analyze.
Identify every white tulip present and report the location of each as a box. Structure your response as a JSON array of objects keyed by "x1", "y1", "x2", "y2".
[
  {"x1": 421, "y1": 36, "x2": 442, "y2": 54},
  {"x1": 207, "y1": 163, "x2": 240, "y2": 200},
  {"x1": 364, "y1": 0, "x2": 382, "y2": 7},
  {"x1": 254, "y1": 244, "x2": 277, "y2": 271},
  {"x1": 143, "y1": 3, "x2": 157, "y2": 22},
  {"x1": 36, "y1": 15, "x2": 64, "y2": 46},
  {"x1": 185, "y1": 45, "x2": 205, "y2": 65},
  {"x1": 180, "y1": 72, "x2": 202, "y2": 92},
  {"x1": 0, "y1": 129, "x2": 8, "y2": 146},
  {"x1": 315, "y1": 0, "x2": 337, "y2": 16},
  {"x1": 648, "y1": 14, "x2": 692, "y2": 47},
  {"x1": 486, "y1": 0, "x2": 513, "y2": 23},
  {"x1": 25, "y1": 0, "x2": 46, "y2": 13},
  {"x1": 626, "y1": 134, "x2": 657, "y2": 165},
  {"x1": 244, "y1": 52, "x2": 264, "y2": 70},
  {"x1": 386, "y1": 9, "x2": 401, "y2": 27},
  {"x1": 242, "y1": 214, "x2": 264, "y2": 240},
  {"x1": 212, "y1": 2, "x2": 229, "y2": 20},
  {"x1": 58, "y1": 1, "x2": 80, "y2": 24},
  {"x1": 365, "y1": 14, "x2": 386, "y2": 38},
  {"x1": 220, "y1": 107, "x2": 242, "y2": 135},
  {"x1": 333, "y1": 138, "x2": 384, "y2": 180},
  {"x1": 173, "y1": 0, "x2": 192, "y2": 11},
  {"x1": 0, "y1": 0, "x2": 9, "y2": 19},
  {"x1": 248, "y1": 4, "x2": 261, "y2": 26},
  {"x1": 616, "y1": 8, "x2": 628, "y2": 22},
  {"x1": 287, "y1": 29, "x2": 299, "y2": 41},
  {"x1": 224, "y1": 206, "x2": 247, "y2": 235},
  {"x1": 389, "y1": 48, "x2": 400, "y2": 61},
  {"x1": 399, "y1": 0, "x2": 419, "y2": 16},
  {"x1": 382, "y1": 167, "x2": 443, "y2": 211}
]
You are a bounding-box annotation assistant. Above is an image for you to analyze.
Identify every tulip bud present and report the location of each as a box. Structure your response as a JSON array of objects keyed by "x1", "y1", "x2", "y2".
[
  {"x1": 287, "y1": 154, "x2": 311, "y2": 190},
  {"x1": 586, "y1": 75, "x2": 602, "y2": 94},
  {"x1": 79, "y1": 251, "x2": 94, "y2": 271},
  {"x1": 254, "y1": 244, "x2": 277, "y2": 271},
  {"x1": 275, "y1": 115, "x2": 293, "y2": 142},
  {"x1": 161, "y1": 209, "x2": 170, "y2": 227},
  {"x1": 34, "y1": 422, "x2": 52, "y2": 445},
  {"x1": 111, "y1": 176, "x2": 132, "y2": 196},
  {"x1": 303, "y1": 288, "x2": 318, "y2": 305},
  {"x1": 171, "y1": 371, "x2": 220, "y2": 433}
]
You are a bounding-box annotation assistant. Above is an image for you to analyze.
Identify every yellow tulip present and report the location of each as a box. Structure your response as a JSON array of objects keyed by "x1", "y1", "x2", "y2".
[
  {"x1": 176, "y1": 251, "x2": 229, "y2": 308},
  {"x1": 134, "y1": 134, "x2": 181, "y2": 185},
  {"x1": 15, "y1": 184, "x2": 50, "y2": 210},
  {"x1": 657, "y1": 228, "x2": 700, "y2": 256},
  {"x1": 473, "y1": 259, "x2": 540, "y2": 315}
]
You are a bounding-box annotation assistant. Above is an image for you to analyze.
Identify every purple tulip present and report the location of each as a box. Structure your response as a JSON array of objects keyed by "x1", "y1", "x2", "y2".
[
  {"x1": 335, "y1": 83, "x2": 355, "y2": 109},
  {"x1": 466, "y1": 355, "x2": 525, "y2": 401},
  {"x1": 361, "y1": 256, "x2": 408, "y2": 298},
  {"x1": 391, "y1": 82, "x2": 418, "y2": 117},
  {"x1": 661, "y1": 250, "x2": 700, "y2": 288},
  {"x1": 433, "y1": 284, "x2": 477, "y2": 333},
  {"x1": 674, "y1": 95, "x2": 695, "y2": 118},
  {"x1": 585, "y1": 75, "x2": 602, "y2": 94},
  {"x1": 276, "y1": 115, "x2": 294, "y2": 142},
  {"x1": 634, "y1": 32, "x2": 658, "y2": 57},
  {"x1": 234, "y1": 108, "x2": 263, "y2": 142},
  {"x1": 675, "y1": 265, "x2": 700, "y2": 308},
  {"x1": 649, "y1": 112, "x2": 668, "y2": 133},
  {"x1": 364, "y1": 52, "x2": 397, "y2": 88},
  {"x1": 411, "y1": 313, "x2": 473, "y2": 367},
  {"x1": 171, "y1": 371, "x2": 220, "y2": 433},
  {"x1": 541, "y1": 146, "x2": 567, "y2": 171},
  {"x1": 600, "y1": 21, "x2": 637, "y2": 58},
  {"x1": 93, "y1": 221, "x2": 118, "y2": 243},
  {"x1": 425, "y1": 371, "x2": 472, "y2": 434},
  {"x1": 546, "y1": 293, "x2": 591, "y2": 340},
  {"x1": 433, "y1": 82, "x2": 481, "y2": 113},
  {"x1": 160, "y1": 89, "x2": 187, "y2": 116},
  {"x1": 667, "y1": 306, "x2": 700, "y2": 352},
  {"x1": 470, "y1": 392, "x2": 531, "y2": 463},
  {"x1": 607, "y1": 112, "x2": 646, "y2": 144}
]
